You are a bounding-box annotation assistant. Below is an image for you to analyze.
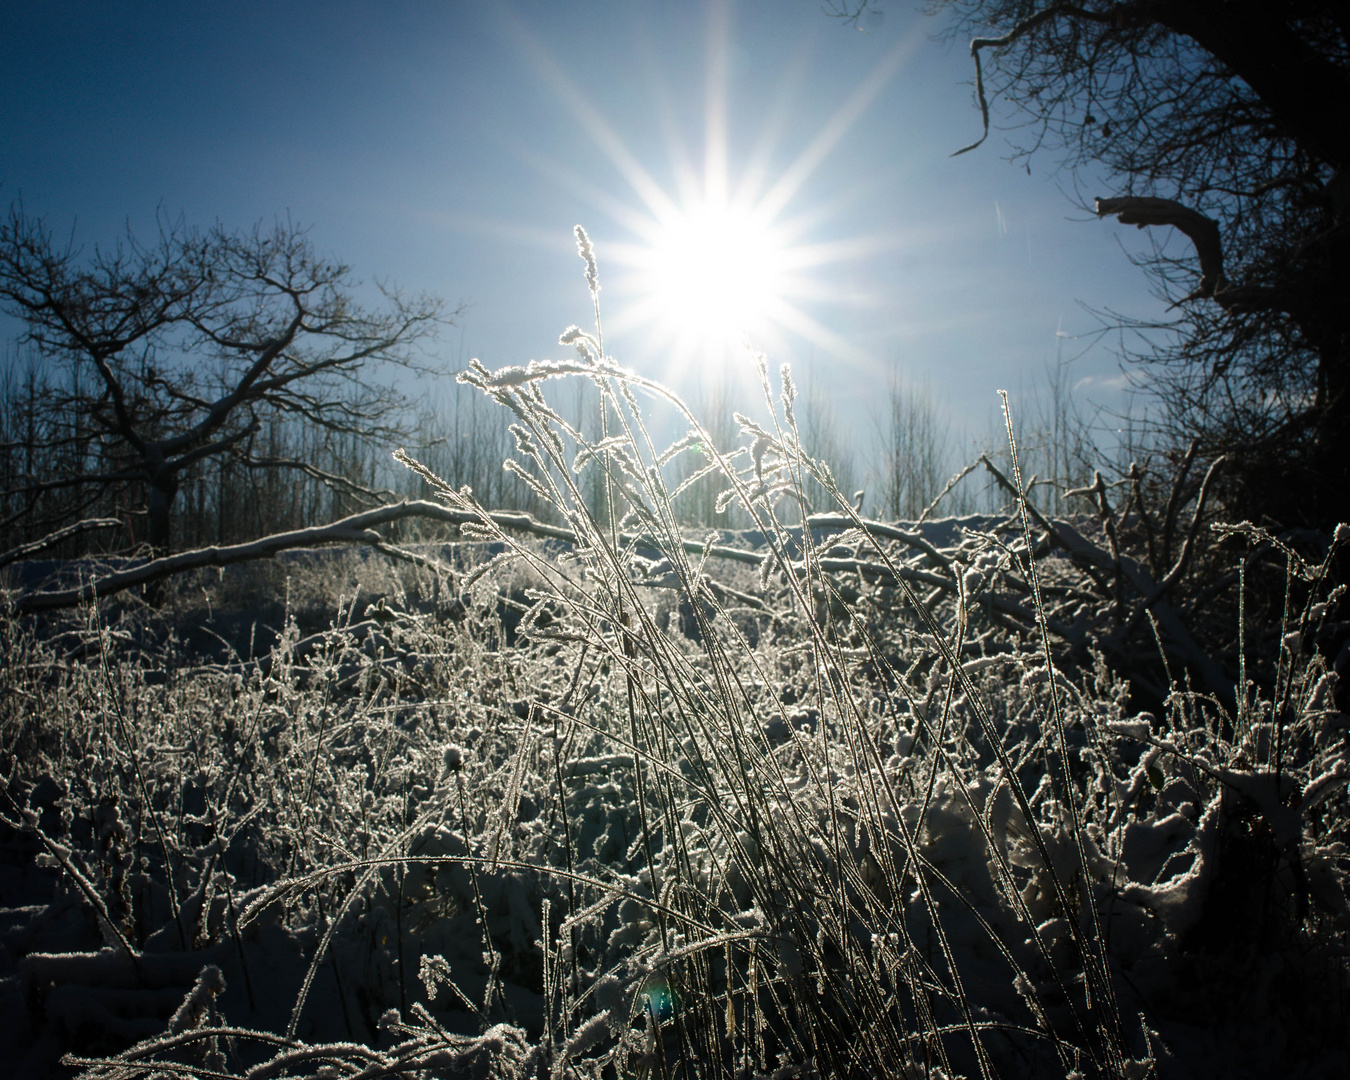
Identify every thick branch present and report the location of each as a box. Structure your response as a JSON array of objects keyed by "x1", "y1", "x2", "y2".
[
  {"x1": 1096, "y1": 195, "x2": 1227, "y2": 295},
  {"x1": 153, "y1": 311, "x2": 304, "y2": 459},
  {"x1": 165, "y1": 418, "x2": 261, "y2": 474},
  {"x1": 9, "y1": 499, "x2": 1074, "y2": 655},
  {"x1": 1096, "y1": 195, "x2": 1289, "y2": 311},
  {"x1": 7, "y1": 501, "x2": 570, "y2": 613}
]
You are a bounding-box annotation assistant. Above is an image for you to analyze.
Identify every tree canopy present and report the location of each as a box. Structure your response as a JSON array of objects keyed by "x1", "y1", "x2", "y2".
[{"x1": 837, "y1": 0, "x2": 1350, "y2": 529}]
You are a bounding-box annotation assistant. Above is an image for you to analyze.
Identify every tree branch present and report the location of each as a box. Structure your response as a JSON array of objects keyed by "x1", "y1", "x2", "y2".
[
  {"x1": 7, "y1": 501, "x2": 570, "y2": 613},
  {"x1": 1096, "y1": 194, "x2": 1290, "y2": 310},
  {"x1": 238, "y1": 454, "x2": 401, "y2": 507},
  {"x1": 167, "y1": 420, "x2": 261, "y2": 473},
  {"x1": 0, "y1": 518, "x2": 122, "y2": 569},
  {"x1": 955, "y1": 4, "x2": 1113, "y2": 156}
]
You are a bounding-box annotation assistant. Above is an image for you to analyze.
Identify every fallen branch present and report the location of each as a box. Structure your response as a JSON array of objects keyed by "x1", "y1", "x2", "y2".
[
  {"x1": 1, "y1": 498, "x2": 1106, "y2": 661},
  {"x1": 6, "y1": 501, "x2": 572, "y2": 613},
  {"x1": 977, "y1": 452, "x2": 1236, "y2": 711},
  {"x1": 0, "y1": 517, "x2": 123, "y2": 569}
]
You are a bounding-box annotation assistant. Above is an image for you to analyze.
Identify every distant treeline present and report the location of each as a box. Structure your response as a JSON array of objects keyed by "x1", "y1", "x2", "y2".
[{"x1": 0, "y1": 343, "x2": 1128, "y2": 560}]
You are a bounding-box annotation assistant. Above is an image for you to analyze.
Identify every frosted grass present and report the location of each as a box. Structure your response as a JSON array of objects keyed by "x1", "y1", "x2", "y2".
[{"x1": 0, "y1": 234, "x2": 1346, "y2": 1080}]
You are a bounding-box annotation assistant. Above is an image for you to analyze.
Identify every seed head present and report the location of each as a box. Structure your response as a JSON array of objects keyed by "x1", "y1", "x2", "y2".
[{"x1": 574, "y1": 225, "x2": 599, "y2": 294}]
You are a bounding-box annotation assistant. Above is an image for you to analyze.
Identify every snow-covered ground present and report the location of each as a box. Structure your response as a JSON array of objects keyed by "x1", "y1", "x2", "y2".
[
  {"x1": 4, "y1": 333, "x2": 1349, "y2": 1078},
  {"x1": 3, "y1": 507, "x2": 1347, "y2": 1080}
]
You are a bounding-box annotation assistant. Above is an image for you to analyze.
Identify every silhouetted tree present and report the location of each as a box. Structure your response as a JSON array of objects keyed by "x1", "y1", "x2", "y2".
[
  {"x1": 833, "y1": 1, "x2": 1350, "y2": 529},
  {"x1": 0, "y1": 207, "x2": 443, "y2": 555}
]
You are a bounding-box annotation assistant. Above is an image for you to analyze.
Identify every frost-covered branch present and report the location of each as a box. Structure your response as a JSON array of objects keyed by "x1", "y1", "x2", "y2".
[{"x1": 0, "y1": 516, "x2": 122, "y2": 568}]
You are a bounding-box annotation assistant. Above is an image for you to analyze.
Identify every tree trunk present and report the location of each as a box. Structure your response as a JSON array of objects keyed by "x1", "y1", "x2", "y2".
[
  {"x1": 1312, "y1": 341, "x2": 1350, "y2": 528},
  {"x1": 146, "y1": 471, "x2": 179, "y2": 558},
  {"x1": 1159, "y1": 2, "x2": 1350, "y2": 172}
]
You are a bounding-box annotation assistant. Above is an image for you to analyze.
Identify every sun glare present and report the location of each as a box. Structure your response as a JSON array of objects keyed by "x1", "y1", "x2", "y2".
[
  {"x1": 513, "y1": 4, "x2": 922, "y2": 383},
  {"x1": 640, "y1": 199, "x2": 787, "y2": 353}
]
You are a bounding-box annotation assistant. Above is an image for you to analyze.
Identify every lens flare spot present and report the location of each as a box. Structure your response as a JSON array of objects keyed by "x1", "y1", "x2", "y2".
[{"x1": 639, "y1": 976, "x2": 679, "y2": 1023}]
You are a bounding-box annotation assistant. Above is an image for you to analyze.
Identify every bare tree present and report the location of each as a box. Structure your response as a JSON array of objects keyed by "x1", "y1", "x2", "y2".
[
  {"x1": 0, "y1": 206, "x2": 444, "y2": 556},
  {"x1": 870, "y1": 369, "x2": 954, "y2": 520},
  {"x1": 832, "y1": 1, "x2": 1350, "y2": 528}
]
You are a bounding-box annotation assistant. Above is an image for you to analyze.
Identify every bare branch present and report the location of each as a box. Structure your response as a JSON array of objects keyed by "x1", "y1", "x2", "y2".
[
  {"x1": 977, "y1": 451, "x2": 1234, "y2": 708},
  {"x1": 0, "y1": 208, "x2": 448, "y2": 558},
  {"x1": 239, "y1": 454, "x2": 401, "y2": 507},
  {"x1": 7, "y1": 501, "x2": 565, "y2": 612},
  {"x1": 1096, "y1": 194, "x2": 1295, "y2": 314},
  {"x1": 1096, "y1": 195, "x2": 1227, "y2": 297},
  {"x1": 955, "y1": 4, "x2": 1112, "y2": 157},
  {"x1": 0, "y1": 517, "x2": 122, "y2": 568}
]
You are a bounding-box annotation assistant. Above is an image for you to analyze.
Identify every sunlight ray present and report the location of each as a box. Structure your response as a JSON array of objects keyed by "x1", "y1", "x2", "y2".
[
  {"x1": 424, "y1": 210, "x2": 569, "y2": 251},
  {"x1": 758, "y1": 24, "x2": 925, "y2": 221},
  {"x1": 500, "y1": 139, "x2": 669, "y2": 241},
  {"x1": 777, "y1": 232, "x2": 913, "y2": 272},
  {"x1": 507, "y1": 11, "x2": 679, "y2": 224},
  {"x1": 761, "y1": 294, "x2": 872, "y2": 367},
  {"x1": 703, "y1": 0, "x2": 730, "y2": 208},
  {"x1": 735, "y1": 35, "x2": 819, "y2": 204}
]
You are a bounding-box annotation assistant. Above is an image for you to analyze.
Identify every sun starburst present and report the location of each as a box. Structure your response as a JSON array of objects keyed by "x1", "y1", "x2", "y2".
[
  {"x1": 614, "y1": 195, "x2": 790, "y2": 358},
  {"x1": 512, "y1": 4, "x2": 922, "y2": 388}
]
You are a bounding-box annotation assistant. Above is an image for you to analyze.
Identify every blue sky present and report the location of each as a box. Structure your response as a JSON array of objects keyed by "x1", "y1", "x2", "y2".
[{"x1": 1, "y1": 0, "x2": 1165, "y2": 456}]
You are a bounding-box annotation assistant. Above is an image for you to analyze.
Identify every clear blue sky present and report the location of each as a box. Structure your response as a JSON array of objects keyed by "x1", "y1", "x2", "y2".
[{"x1": 1, "y1": 0, "x2": 1165, "y2": 457}]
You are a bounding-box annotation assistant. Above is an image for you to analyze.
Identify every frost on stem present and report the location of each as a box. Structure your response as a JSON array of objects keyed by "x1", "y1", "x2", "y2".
[
  {"x1": 574, "y1": 225, "x2": 599, "y2": 295},
  {"x1": 559, "y1": 324, "x2": 599, "y2": 364},
  {"x1": 167, "y1": 964, "x2": 226, "y2": 1033}
]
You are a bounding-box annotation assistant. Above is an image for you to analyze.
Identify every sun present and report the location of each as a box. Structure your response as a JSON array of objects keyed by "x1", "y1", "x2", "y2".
[
  {"x1": 511, "y1": 4, "x2": 921, "y2": 383},
  {"x1": 634, "y1": 196, "x2": 789, "y2": 356}
]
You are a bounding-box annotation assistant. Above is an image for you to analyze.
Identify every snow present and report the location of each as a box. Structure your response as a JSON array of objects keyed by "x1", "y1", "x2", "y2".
[{"x1": 2, "y1": 514, "x2": 1347, "y2": 1079}]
